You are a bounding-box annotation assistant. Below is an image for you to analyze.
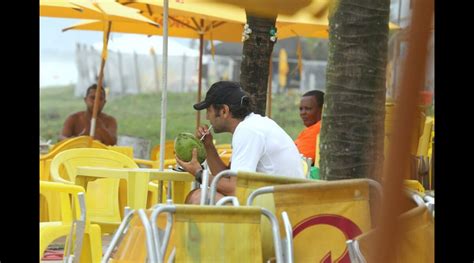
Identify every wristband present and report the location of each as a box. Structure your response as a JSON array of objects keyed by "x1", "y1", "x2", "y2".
[{"x1": 194, "y1": 169, "x2": 203, "y2": 184}]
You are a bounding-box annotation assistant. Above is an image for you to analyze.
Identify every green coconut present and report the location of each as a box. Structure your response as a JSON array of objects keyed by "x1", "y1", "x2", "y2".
[{"x1": 174, "y1": 132, "x2": 207, "y2": 163}]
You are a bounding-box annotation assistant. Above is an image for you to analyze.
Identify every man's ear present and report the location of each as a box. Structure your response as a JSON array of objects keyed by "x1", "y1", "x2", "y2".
[{"x1": 222, "y1": 105, "x2": 230, "y2": 118}]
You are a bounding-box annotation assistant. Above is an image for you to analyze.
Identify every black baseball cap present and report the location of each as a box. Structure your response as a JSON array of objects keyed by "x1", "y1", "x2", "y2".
[{"x1": 193, "y1": 81, "x2": 247, "y2": 110}]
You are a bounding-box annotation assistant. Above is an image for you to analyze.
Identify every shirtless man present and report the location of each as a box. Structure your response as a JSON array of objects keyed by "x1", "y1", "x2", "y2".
[{"x1": 59, "y1": 84, "x2": 117, "y2": 145}]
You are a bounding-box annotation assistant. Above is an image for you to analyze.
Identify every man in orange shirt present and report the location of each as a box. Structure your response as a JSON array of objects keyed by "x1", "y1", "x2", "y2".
[{"x1": 294, "y1": 90, "x2": 324, "y2": 164}]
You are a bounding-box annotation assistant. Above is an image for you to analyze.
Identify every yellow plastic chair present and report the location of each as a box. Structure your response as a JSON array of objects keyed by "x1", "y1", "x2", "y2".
[
  {"x1": 215, "y1": 143, "x2": 232, "y2": 150},
  {"x1": 143, "y1": 141, "x2": 189, "y2": 205},
  {"x1": 146, "y1": 179, "x2": 193, "y2": 208},
  {"x1": 209, "y1": 170, "x2": 314, "y2": 206},
  {"x1": 314, "y1": 133, "x2": 321, "y2": 169},
  {"x1": 133, "y1": 156, "x2": 188, "y2": 208},
  {"x1": 102, "y1": 209, "x2": 176, "y2": 263},
  {"x1": 347, "y1": 205, "x2": 434, "y2": 263},
  {"x1": 40, "y1": 136, "x2": 102, "y2": 222},
  {"x1": 428, "y1": 128, "x2": 434, "y2": 190},
  {"x1": 301, "y1": 159, "x2": 309, "y2": 177},
  {"x1": 50, "y1": 148, "x2": 139, "y2": 233},
  {"x1": 107, "y1": 145, "x2": 134, "y2": 158},
  {"x1": 135, "y1": 156, "x2": 188, "y2": 208},
  {"x1": 40, "y1": 181, "x2": 102, "y2": 263},
  {"x1": 416, "y1": 117, "x2": 434, "y2": 157},
  {"x1": 412, "y1": 117, "x2": 434, "y2": 189},
  {"x1": 40, "y1": 136, "x2": 97, "y2": 181},
  {"x1": 150, "y1": 141, "x2": 176, "y2": 161},
  {"x1": 41, "y1": 137, "x2": 131, "y2": 222},
  {"x1": 48, "y1": 136, "x2": 90, "y2": 153},
  {"x1": 143, "y1": 204, "x2": 290, "y2": 263},
  {"x1": 209, "y1": 170, "x2": 314, "y2": 260},
  {"x1": 384, "y1": 103, "x2": 425, "y2": 156},
  {"x1": 247, "y1": 179, "x2": 383, "y2": 262},
  {"x1": 404, "y1": 179, "x2": 425, "y2": 194}
]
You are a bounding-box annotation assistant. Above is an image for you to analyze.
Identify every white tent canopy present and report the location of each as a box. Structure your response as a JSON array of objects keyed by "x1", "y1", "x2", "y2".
[{"x1": 93, "y1": 34, "x2": 199, "y2": 57}]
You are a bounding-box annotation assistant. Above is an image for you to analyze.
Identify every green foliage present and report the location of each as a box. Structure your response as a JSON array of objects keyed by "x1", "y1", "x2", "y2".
[{"x1": 40, "y1": 86, "x2": 304, "y2": 148}]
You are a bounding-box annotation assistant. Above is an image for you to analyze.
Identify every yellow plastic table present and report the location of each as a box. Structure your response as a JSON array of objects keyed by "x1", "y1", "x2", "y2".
[{"x1": 76, "y1": 166, "x2": 194, "y2": 209}]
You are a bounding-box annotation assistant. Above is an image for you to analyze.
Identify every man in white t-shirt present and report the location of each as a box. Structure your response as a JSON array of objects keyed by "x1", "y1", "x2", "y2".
[{"x1": 176, "y1": 81, "x2": 304, "y2": 204}]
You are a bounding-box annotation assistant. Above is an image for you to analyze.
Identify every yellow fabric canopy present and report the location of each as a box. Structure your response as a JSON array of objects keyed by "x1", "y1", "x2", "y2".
[
  {"x1": 41, "y1": 0, "x2": 158, "y2": 25},
  {"x1": 41, "y1": 0, "x2": 158, "y2": 139},
  {"x1": 66, "y1": 0, "x2": 397, "y2": 41},
  {"x1": 40, "y1": 0, "x2": 102, "y2": 19},
  {"x1": 194, "y1": 0, "x2": 314, "y2": 17}
]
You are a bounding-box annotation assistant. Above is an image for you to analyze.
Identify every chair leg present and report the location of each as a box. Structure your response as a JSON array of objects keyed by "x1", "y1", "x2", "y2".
[{"x1": 80, "y1": 225, "x2": 102, "y2": 263}]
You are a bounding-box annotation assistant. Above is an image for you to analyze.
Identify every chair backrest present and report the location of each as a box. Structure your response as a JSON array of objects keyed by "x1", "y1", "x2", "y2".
[
  {"x1": 315, "y1": 133, "x2": 321, "y2": 168},
  {"x1": 215, "y1": 143, "x2": 232, "y2": 151},
  {"x1": 147, "y1": 204, "x2": 285, "y2": 263},
  {"x1": 209, "y1": 170, "x2": 314, "y2": 261},
  {"x1": 50, "y1": 148, "x2": 139, "y2": 229},
  {"x1": 40, "y1": 138, "x2": 110, "y2": 222},
  {"x1": 40, "y1": 136, "x2": 95, "y2": 181},
  {"x1": 40, "y1": 181, "x2": 103, "y2": 263},
  {"x1": 248, "y1": 179, "x2": 382, "y2": 262},
  {"x1": 215, "y1": 143, "x2": 232, "y2": 165},
  {"x1": 107, "y1": 145, "x2": 134, "y2": 158},
  {"x1": 50, "y1": 148, "x2": 138, "y2": 182},
  {"x1": 235, "y1": 171, "x2": 314, "y2": 205},
  {"x1": 40, "y1": 181, "x2": 86, "y2": 224},
  {"x1": 416, "y1": 117, "x2": 434, "y2": 157},
  {"x1": 349, "y1": 205, "x2": 434, "y2": 263},
  {"x1": 106, "y1": 210, "x2": 175, "y2": 263},
  {"x1": 48, "y1": 136, "x2": 92, "y2": 152},
  {"x1": 385, "y1": 103, "x2": 425, "y2": 157},
  {"x1": 150, "y1": 141, "x2": 175, "y2": 161},
  {"x1": 404, "y1": 179, "x2": 425, "y2": 193},
  {"x1": 89, "y1": 139, "x2": 109, "y2": 149}
]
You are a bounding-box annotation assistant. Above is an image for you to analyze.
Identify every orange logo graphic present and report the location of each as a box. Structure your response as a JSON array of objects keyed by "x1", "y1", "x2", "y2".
[{"x1": 293, "y1": 214, "x2": 363, "y2": 263}]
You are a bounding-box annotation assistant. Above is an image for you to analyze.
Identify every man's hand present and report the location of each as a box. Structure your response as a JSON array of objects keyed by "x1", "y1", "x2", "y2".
[
  {"x1": 196, "y1": 125, "x2": 213, "y2": 147},
  {"x1": 176, "y1": 148, "x2": 203, "y2": 176},
  {"x1": 78, "y1": 127, "x2": 90, "y2": 136}
]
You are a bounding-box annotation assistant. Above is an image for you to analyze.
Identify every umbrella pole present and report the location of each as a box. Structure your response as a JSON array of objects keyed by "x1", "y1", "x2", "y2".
[
  {"x1": 266, "y1": 56, "x2": 273, "y2": 118},
  {"x1": 158, "y1": 0, "x2": 169, "y2": 203},
  {"x1": 91, "y1": 21, "x2": 111, "y2": 138},
  {"x1": 196, "y1": 34, "x2": 204, "y2": 130},
  {"x1": 371, "y1": 0, "x2": 433, "y2": 260}
]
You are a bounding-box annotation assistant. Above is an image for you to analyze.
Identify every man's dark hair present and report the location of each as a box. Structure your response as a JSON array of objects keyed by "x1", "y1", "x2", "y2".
[
  {"x1": 85, "y1": 84, "x2": 105, "y2": 98},
  {"x1": 212, "y1": 91, "x2": 255, "y2": 120},
  {"x1": 303, "y1": 90, "x2": 324, "y2": 109}
]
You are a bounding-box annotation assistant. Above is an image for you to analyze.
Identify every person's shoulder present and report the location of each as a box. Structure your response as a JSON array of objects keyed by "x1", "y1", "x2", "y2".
[
  {"x1": 243, "y1": 113, "x2": 268, "y2": 124},
  {"x1": 101, "y1": 112, "x2": 117, "y2": 122},
  {"x1": 67, "y1": 111, "x2": 84, "y2": 119},
  {"x1": 310, "y1": 121, "x2": 321, "y2": 130}
]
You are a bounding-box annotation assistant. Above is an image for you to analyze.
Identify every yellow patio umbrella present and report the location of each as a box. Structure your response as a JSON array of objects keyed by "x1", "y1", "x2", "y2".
[
  {"x1": 64, "y1": 0, "x2": 399, "y2": 127},
  {"x1": 195, "y1": 0, "x2": 315, "y2": 17},
  {"x1": 119, "y1": 0, "x2": 247, "y2": 129},
  {"x1": 278, "y1": 48, "x2": 289, "y2": 91},
  {"x1": 118, "y1": 0, "x2": 399, "y2": 102},
  {"x1": 40, "y1": 0, "x2": 95, "y2": 19},
  {"x1": 64, "y1": 0, "x2": 329, "y2": 126},
  {"x1": 63, "y1": 13, "x2": 242, "y2": 125},
  {"x1": 40, "y1": 0, "x2": 148, "y2": 21},
  {"x1": 41, "y1": 0, "x2": 158, "y2": 138},
  {"x1": 276, "y1": 5, "x2": 400, "y2": 39}
]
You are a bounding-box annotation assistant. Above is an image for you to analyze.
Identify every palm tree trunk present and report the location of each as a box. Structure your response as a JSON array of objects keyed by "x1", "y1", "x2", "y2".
[
  {"x1": 240, "y1": 13, "x2": 277, "y2": 116},
  {"x1": 320, "y1": 0, "x2": 390, "y2": 181}
]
